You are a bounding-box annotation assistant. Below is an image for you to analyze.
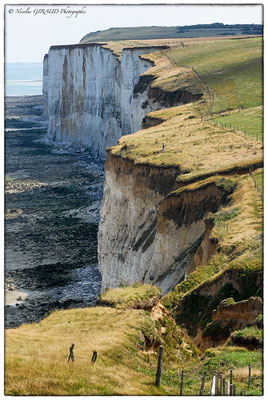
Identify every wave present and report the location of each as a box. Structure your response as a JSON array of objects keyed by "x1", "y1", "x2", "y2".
[
  {"x1": 6, "y1": 80, "x2": 42, "y2": 83},
  {"x1": 5, "y1": 127, "x2": 47, "y2": 132}
]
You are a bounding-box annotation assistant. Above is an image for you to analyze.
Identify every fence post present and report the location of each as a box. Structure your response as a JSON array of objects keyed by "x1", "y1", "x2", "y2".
[
  {"x1": 230, "y1": 370, "x2": 233, "y2": 385},
  {"x1": 180, "y1": 370, "x2": 184, "y2": 395},
  {"x1": 248, "y1": 364, "x2": 252, "y2": 388},
  {"x1": 230, "y1": 384, "x2": 233, "y2": 396},
  {"x1": 226, "y1": 380, "x2": 230, "y2": 395},
  {"x1": 215, "y1": 373, "x2": 219, "y2": 395},
  {"x1": 223, "y1": 377, "x2": 226, "y2": 395},
  {"x1": 233, "y1": 384, "x2": 236, "y2": 395},
  {"x1": 210, "y1": 375, "x2": 216, "y2": 395},
  {"x1": 219, "y1": 374, "x2": 223, "y2": 395},
  {"x1": 199, "y1": 371, "x2": 206, "y2": 395},
  {"x1": 67, "y1": 343, "x2": 75, "y2": 363},
  {"x1": 155, "y1": 345, "x2": 164, "y2": 386}
]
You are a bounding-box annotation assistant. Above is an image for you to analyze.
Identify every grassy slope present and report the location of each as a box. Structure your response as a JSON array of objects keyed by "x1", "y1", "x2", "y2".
[
  {"x1": 166, "y1": 38, "x2": 262, "y2": 112},
  {"x1": 162, "y1": 171, "x2": 263, "y2": 342},
  {"x1": 5, "y1": 307, "x2": 161, "y2": 395},
  {"x1": 80, "y1": 25, "x2": 261, "y2": 42},
  {"x1": 5, "y1": 283, "x2": 197, "y2": 396},
  {"x1": 107, "y1": 38, "x2": 262, "y2": 174},
  {"x1": 165, "y1": 38, "x2": 263, "y2": 138},
  {"x1": 98, "y1": 283, "x2": 161, "y2": 308},
  {"x1": 109, "y1": 104, "x2": 262, "y2": 178},
  {"x1": 5, "y1": 293, "x2": 263, "y2": 395},
  {"x1": 215, "y1": 106, "x2": 263, "y2": 140}
]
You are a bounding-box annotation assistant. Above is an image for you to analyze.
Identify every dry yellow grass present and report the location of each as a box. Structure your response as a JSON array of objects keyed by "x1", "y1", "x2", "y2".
[
  {"x1": 109, "y1": 104, "x2": 262, "y2": 182},
  {"x1": 99, "y1": 283, "x2": 161, "y2": 309},
  {"x1": 210, "y1": 171, "x2": 263, "y2": 259},
  {"x1": 234, "y1": 366, "x2": 262, "y2": 380},
  {"x1": 128, "y1": 36, "x2": 261, "y2": 48},
  {"x1": 100, "y1": 36, "x2": 260, "y2": 57},
  {"x1": 5, "y1": 307, "x2": 159, "y2": 395},
  {"x1": 5, "y1": 305, "x2": 193, "y2": 395},
  {"x1": 140, "y1": 51, "x2": 207, "y2": 97}
]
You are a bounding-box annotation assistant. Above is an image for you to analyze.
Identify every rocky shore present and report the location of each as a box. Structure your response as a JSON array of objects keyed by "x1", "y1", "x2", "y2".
[{"x1": 5, "y1": 96, "x2": 104, "y2": 327}]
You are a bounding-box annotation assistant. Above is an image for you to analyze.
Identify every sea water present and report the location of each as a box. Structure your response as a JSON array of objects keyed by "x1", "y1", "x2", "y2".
[{"x1": 5, "y1": 62, "x2": 43, "y2": 96}]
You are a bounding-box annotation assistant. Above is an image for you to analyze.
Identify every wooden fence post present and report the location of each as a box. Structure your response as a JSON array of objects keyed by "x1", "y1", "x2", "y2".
[
  {"x1": 210, "y1": 375, "x2": 216, "y2": 395},
  {"x1": 248, "y1": 364, "x2": 252, "y2": 388},
  {"x1": 222, "y1": 377, "x2": 226, "y2": 395},
  {"x1": 215, "y1": 373, "x2": 219, "y2": 395},
  {"x1": 67, "y1": 343, "x2": 75, "y2": 363},
  {"x1": 230, "y1": 370, "x2": 233, "y2": 385},
  {"x1": 199, "y1": 371, "x2": 206, "y2": 395},
  {"x1": 230, "y1": 384, "x2": 233, "y2": 396},
  {"x1": 155, "y1": 345, "x2": 164, "y2": 386},
  {"x1": 91, "y1": 351, "x2": 97, "y2": 363},
  {"x1": 226, "y1": 380, "x2": 230, "y2": 395},
  {"x1": 233, "y1": 384, "x2": 236, "y2": 395},
  {"x1": 180, "y1": 370, "x2": 184, "y2": 396},
  {"x1": 219, "y1": 374, "x2": 223, "y2": 395}
]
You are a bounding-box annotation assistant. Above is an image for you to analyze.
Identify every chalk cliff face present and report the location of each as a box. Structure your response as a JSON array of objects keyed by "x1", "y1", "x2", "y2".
[
  {"x1": 43, "y1": 44, "x2": 166, "y2": 158},
  {"x1": 42, "y1": 54, "x2": 49, "y2": 119},
  {"x1": 98, "y1": 153, "x2": 228, "y2": 294}
]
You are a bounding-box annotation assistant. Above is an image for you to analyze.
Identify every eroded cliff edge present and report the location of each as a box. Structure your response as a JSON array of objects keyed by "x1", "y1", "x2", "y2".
[
  {"x1": 98, "y1": 103, "x2": 262, "y2": 294},
  {"x1": 99, "y1": 154, "x2": 222, "y2": 294}
]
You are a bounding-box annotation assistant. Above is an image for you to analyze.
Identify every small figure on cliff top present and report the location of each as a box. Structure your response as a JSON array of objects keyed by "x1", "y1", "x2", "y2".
[{"x1": 162, "y1": 143, "x2": 165, "y2": 152}]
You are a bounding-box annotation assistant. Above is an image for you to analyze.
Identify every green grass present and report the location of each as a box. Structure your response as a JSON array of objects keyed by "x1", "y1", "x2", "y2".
[
  {"x1": 80, "y1": 25, "x2": 261, "y2": 43},
  {"x1": 215, "y1": 106, "x2": 263, "y2": 140},
  {"x1": 110, "y1": 104, "x2": 262, "y2": 177},
  {"x1": 98, "y1": 283, "x2": 161, "y2": 309},
  {"x1": 166, "y1": 38, "x2": 263, "y2": 115},
  {"x1": 162, "y1": 261, "x2": 224, "y2": 311},
  {"x1": 232, "y1": 326, "x2": 263, "y2": 345},
  {"x1": 173, "y1": 257, "x2": 262, "y2": 338},
  {"x1": 253, "y1": 170, "x2": 263, "y2": 193},
  {"x1": 136, "y1": 347, "x2": 263, "y2": 395},
  {"x1": 4, "y1": 295, "x2": 196, "y2": 396}
]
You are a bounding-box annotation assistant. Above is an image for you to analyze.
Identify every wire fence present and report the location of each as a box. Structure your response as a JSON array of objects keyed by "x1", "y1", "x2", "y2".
[
  {"x1": 191, "y1": 66, "x2": 214, "y2": 114},
  {"x1": 160, "y1": 52, "x2": 214, "y2": 115},
  {"x1": 249, "y1": 166, "x2": 263, "y2": 201},
  {"x1": 154, "y1": 348, "x2": 262, "y2": 396},
  {"x1": 206, "y1": 117, "x2": 261, "y2": 141}
]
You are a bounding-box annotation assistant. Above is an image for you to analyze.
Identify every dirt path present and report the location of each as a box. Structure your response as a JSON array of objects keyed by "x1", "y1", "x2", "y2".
[{"x1": 5, "y1": 96, "x2": 103, "y2": 327}]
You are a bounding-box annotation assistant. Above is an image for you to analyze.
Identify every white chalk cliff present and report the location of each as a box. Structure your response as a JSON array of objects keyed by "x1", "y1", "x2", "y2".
[
  {"x1": 43, "y1": 43, "x2": 167, "y2": 158},
  {"x1": 43, "y1": 41, "x2": 219, "y2": 295}
]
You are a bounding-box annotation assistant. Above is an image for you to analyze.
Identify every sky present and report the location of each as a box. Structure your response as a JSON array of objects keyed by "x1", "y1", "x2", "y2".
[{"x1": 5, "y1": 3, "x2": 263, "y2": 63}]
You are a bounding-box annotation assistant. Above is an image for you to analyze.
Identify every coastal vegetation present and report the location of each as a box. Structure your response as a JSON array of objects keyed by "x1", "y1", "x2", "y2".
[
  {"x1": 5, "y1": 288, "x2": 262, "y2": 395},
  {"x1": 5, "y1": 32, "x2": 263, "y2": 395},
  {"x1": 109, "y1": 104, "x2": 262, "y2": 177},
  {"x1": 80, "y1": 23, "x2": 262, "y2": 42}
]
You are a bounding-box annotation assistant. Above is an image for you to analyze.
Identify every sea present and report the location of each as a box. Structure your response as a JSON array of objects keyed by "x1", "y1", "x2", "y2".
[{"x1": 5, "y1": 62, "x2": 43, "y2": 96}]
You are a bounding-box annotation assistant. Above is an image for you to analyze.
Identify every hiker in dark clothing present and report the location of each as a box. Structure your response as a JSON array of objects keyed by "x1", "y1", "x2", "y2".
[{"x1": 162, "y1": 143, "x2": 165, "y2": 152}]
